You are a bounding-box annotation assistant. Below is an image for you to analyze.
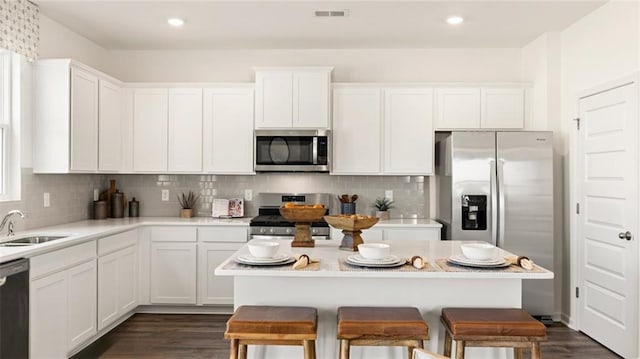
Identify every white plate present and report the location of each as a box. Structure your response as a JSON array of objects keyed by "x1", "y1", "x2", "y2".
[
  {"x1": 235, "y1": 254, "x2": 294, "y2": 265},
  {"x1": 345, "y1": 256, "x2": 406, "y2": 268},
  {"x1": 348, "y1": 254, "x2": 400, "y2": 264},
  {"x1": 448, "y1": 255, "x2": 510, "y2": 268}
]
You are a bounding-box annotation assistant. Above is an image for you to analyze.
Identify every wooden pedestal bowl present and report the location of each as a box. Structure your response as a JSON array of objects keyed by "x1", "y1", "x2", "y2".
[
  {"x1": 323, "y1": 214, "x2": 380, "y2": 251},
  {"x1": 279, "y1": 206, "x2": 327, "y2": 247}
]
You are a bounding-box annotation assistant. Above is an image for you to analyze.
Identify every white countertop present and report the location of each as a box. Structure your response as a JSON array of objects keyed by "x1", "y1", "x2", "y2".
[
  {"x1": 374, "y1": 218, "x2": 442, "y2": 227},
  {"x1": 215, "y1": 239, "x2": 553, "y2": 280}
]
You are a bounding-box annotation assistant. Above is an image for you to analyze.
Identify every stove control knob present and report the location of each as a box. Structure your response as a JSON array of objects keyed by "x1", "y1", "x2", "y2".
[
  {"x1": 269, "y1": 228, "x2": 276, "y2": 234},
  {"x1": 286, "y1": 228, "x2": 292, "y2": 234},
  {"x1": 259, "y1": 228, "x2": 266, "y2": 234},
  {"x1": 312, "y1": 228, "x2": 318, "y2": 234}
]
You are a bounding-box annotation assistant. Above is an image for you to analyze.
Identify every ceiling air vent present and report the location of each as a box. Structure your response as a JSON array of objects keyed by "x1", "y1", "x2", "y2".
[{"x1": 314, "y1": 9, "x2": 349, "y2": 17}]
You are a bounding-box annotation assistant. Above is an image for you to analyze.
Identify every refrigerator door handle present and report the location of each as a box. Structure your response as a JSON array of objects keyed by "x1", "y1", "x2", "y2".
[
  {"x1": 497, "y1": 159, "x2": 506, "y2": 248},
  {"x1": 490, "y1": 159, "x2": 498, "y2": 246}
]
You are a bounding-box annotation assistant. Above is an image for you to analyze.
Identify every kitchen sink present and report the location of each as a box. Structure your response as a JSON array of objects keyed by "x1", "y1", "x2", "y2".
[{"x1": 0, "y1": 235, "x2": 68, "y2": 246}]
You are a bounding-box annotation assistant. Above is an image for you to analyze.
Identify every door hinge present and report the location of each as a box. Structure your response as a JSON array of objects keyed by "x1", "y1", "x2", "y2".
[
  {"x1": 574, "y1": 117, "x2": 580, "y2": 130},
  {"x1": 576, "y1": 203, "x2": 580, "y2": 214},
  {"x1": 575, "y1": 287, "x2": 580, "y2": 298}
]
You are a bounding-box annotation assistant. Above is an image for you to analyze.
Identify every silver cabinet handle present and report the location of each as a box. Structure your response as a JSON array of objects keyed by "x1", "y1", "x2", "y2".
[
  {"x1": 0, "y1": 277, "x2": 6, "y2": 287},
  {"x1": 619, "y1": 231, "x2": 633, "y2": 241}
]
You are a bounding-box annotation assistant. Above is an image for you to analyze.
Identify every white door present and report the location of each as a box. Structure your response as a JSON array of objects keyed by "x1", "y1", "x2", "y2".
[
  {"x1": 70, "y1": 67, "x2": 98, "y2": 171},
  {"x1": 97, "y1": 251, "x2": 119, "y2": 330},
  {"x1": 150, "y1": 242, "x2": 197, "y2": 304},
  {"x1": 67, "y1": 260, "x2": 97, "y2": 351},
  {"x1": 98, "y1": 79, "x2": 123, "y2": 171},
  {"x1": 577, "y1": 81, "x2": 638, "y2": 358},
  {"x1": 118, "y1": 245, "x2": 138, "y2": 313},
  {"x1": 133, "y1": 88, "x2": 168, "y2": 172},
  {"x1": 30, "y1": 272, "x2": 68, "y2": 359},
  {"x1": 255, "y1": 71, "x2": 293, "y2": 128},
  {"x1": 197, "y1": 242, "x2": 244, "y2": 305},
  {"x1": 435, "y1": 88, "x2": 481, "y2": 129},
  {"x1": 293, "y1": 70, "x2": 330, "y2": 128},
  {"x1": 168, "y1": 88, "x2": 203, "y2": 172},
  {"x1": 481, "y1": 88, "x2": 524, "y2": 129}
]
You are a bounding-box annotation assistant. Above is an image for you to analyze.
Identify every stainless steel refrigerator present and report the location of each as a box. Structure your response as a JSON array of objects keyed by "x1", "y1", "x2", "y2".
[{"x1": 434, "y1": 131, "x2": 554, "y2": 320}]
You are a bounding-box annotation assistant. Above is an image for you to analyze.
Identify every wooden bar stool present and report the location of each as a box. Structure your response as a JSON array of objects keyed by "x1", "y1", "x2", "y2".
[
  {"x1": 337, "y1": 306, "x2": 430, "y2": 359},
  {"x1": 440, "y1": 308, "x2": 547, "y2": 359},
  {"x1": 224, "y1": 305, "x2": 317, "y2": 359}
]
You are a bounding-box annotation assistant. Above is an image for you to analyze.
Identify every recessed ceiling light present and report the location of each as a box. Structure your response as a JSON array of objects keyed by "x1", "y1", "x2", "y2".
[
  {"x1": 167, "y1": 18, "x2": 185, "y2": 27},
  {"x1": 446, "y1": 16, "x2": 464, "y2": 25}
]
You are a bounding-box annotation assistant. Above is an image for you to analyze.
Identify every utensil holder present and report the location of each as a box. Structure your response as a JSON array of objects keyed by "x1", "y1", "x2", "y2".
[{"x1": 341, "y1": 203, "x2": 356, "y2": 215}]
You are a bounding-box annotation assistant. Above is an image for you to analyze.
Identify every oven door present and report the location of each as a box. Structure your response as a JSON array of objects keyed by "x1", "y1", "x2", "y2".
[
  {"x1": 249, "y1": 235, "x2": 330, "y2": 241},
  {"x1": 254, "y1": 130, "x2": 330, "y2": 172}
]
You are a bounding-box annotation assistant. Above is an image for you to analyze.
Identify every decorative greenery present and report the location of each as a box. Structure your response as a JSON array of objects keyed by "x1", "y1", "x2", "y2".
[
  {"x1": 373, "y1": 197, "x2": 394, "y2": 211},
  {"x1": 177, "y1": 191, "x2": 200, "y2": 209}
]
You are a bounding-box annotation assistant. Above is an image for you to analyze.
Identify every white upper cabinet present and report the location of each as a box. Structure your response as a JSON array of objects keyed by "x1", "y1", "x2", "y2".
[
  {"x1": 332, "y1": 85, "x2": 434, "y2": 175},
  {"x1": 203, "y1": 87, "x2": 255, "y2": 174},
  {"x1": 255, "y1": 67, "x2": 332, "y2": 129},
  {"x1": 481, "y1": 88, "x2": 525, "y2": 128},
  {"x1": 34, "y1": 60, "x2": 109, "y2": 173},
  {"x1": 133, "y1": 88, "x2": 168, "y2": 172},
  {"x1": 435, "y1": 88, "x2": 481, "y2": 129},
  {"x1": 168, "y1": 88, "x2": 203, "y2": 172},
  {"x1": 98, "y1": 79, "x2": 123, "y2": 171},
  {"x1": 332, "y1": 87, "x2": 382, "y2": 174},
  {"x1": 383, "y1": 88, "x2": 434, "y2": 174},
  {"x1": 435, "y1": 86, "x2": 526, "y2": 129}
]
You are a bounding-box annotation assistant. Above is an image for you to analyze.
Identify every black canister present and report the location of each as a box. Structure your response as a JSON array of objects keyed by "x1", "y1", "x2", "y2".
[
  {"x1": 93, "y1": 200, "x2": 107, "y2": 219},
  {"x1": 129, "y1": 197, "x2": 140, "y2": 217},
  {"x1": 111, "y1": 191, "x2": 125, "y2": 218}
]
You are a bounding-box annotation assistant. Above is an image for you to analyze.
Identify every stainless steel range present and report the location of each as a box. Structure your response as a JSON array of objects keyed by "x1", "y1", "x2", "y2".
[{"x1": 249, "y1": 193, "x2": 332, "y2": 240}]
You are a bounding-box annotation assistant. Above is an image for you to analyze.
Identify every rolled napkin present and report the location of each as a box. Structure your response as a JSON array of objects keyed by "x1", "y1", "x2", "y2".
[
  {"x1": 292, "y1": 254, "x2": 319, "y2": 269},
  {"x1": 406, "y1": 255, "x2": 426, "y2": 269},
  {"x1": 505, "y1": 255, "x2": 535, "y2": 270}
]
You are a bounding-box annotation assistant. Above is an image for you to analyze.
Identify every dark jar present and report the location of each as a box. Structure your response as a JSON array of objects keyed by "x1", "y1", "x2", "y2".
[
  {"x1": 129, "y1": 197, "x2": 140, "y2": 217},
  {"x1": 111, "y1": 191, "x2": 125, "y2": 218}
]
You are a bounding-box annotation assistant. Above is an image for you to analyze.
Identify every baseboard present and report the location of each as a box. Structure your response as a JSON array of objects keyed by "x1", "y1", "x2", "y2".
[
  {"x1": 136, "y1": 304, "x2": 234, "y2": 315},
  {"x1": 560, "y1": 312, "x2": 576, "y2": 329}
]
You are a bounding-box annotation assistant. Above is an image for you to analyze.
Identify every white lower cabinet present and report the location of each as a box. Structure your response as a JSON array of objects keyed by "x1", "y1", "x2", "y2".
[
  {"x1": 332, "y1": 226, "x2": 440, "y2": 242},
  {"x1": 150, "y1": 241, "x2": 197, "y2": 304},
  {"x1": 98, "y1": 245, "x2": 137, "y2": 330},
  {"x1": 197, "y1": 227, "x2": 247, "y2": 305},
  {"x1": 30, "y1": 241, "x2": 97, "y2": 358}
]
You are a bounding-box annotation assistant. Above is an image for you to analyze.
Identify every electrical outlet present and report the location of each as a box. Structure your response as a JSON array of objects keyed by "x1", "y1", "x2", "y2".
[
  {"x1": 43, "y1": 192, "x2": 50, "y2": 207},
  {"x1": 93, "y1": 189, "x2": 99, "y2": 201},
  {"x1": 161, "y1": 189, "x2": 170, "y2": 201},
  {"x1": 244, "y1": 189, "x2": 253, "y2": 201},
  {"x1": 385, "y1": 190, "x2": 394, "y2": 202}
]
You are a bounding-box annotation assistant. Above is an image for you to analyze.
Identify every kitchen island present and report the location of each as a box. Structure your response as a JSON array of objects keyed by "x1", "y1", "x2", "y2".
[{"x1": 215, "y1": 239, "x2": 553, "y2": 359}]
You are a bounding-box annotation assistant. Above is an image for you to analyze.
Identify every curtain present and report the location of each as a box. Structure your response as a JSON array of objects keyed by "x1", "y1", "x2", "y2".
[{"x1": 0, "y1": 0, "x2": 39, "y2": 61}]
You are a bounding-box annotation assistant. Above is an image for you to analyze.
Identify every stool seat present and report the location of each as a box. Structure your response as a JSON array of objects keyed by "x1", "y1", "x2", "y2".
[
  {"x1": 226, "y1": 305, "x2": 317, "y2": 336},
  {"x1": 338, "y1": 306, "x2": 429, "y2": 339},
  {"x1": 441, "y1": 308, "x2": 546, "y2": 338}
]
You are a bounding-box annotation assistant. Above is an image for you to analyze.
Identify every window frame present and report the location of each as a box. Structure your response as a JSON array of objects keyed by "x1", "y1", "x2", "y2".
[{"x1": 0, "y1": 50, "x2": 21, "y2": 202}]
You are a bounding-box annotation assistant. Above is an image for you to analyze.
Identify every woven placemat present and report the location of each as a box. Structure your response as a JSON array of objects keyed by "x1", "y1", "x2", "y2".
[
  {"x1": 222, "y1": 259, "x2": 321, "y2": 271},
  {"x1": 338, "y1": 258, "x2": 440, "y2": 272},
  {"x1": 436, "y1": 258, "x2": 547, "y2": 273}
]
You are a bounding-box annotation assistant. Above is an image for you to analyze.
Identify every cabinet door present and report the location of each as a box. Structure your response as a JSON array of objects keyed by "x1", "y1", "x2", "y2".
[
  {"x1": 98, "y1": 79, "x2": 123, "y2": 171},
  {"x1": 435, "y1": 88, "x2": 481, "y2": 129},
  {"x1": 203, "y1": 88, "x2": 255, "y2": 174},
  {"x1": 331, "y1": 87, "x2": 382, "y2": 174},
  {"x1": 97, "y1": 251, "x2": 119, "y2": 330},
  {"x1": 255, "y1": 71, "x2": 293, "y2": 128},
  {"x1": 70, "y1": 67, "x2": 98, "y2": 171},
  {"x1": 383, "y1": 88, "x2": 434, "y2": 175},
  {"x1": 118, "y1": 246, "x2": 138, "y2": 314},
  {"x1": 150, "y1": 242, "x2": 197, "y2": 304},
  {"x1": 67, "y1": 260, "x2": 97, "y2": 351},
  {"x1": 293, "y1": 70, "x2": 330, "y2": 128},
  {"x1": 481, "y1": 88, "x2": 525, "y2": 129},
  {"x1": 168, "y1": 88, "x2": 203, "y2": 172},
  {"x1": 133, "y1": 88, "x2": 168, "y2": 172},
  {"x1": 198, "y1": 242, "x2": 244, "y2": 305},
  {"x1": 31, "y1": 271, "x2": 68, "y2": 359},
  {"x1": 383, "y1": 228, "x2": 440, "y2": 241}
]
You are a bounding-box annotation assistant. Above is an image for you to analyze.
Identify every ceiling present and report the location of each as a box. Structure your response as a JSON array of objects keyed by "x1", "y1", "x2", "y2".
[{"x1": 36, "y1": 0, "x2": 607, "y2": 50}]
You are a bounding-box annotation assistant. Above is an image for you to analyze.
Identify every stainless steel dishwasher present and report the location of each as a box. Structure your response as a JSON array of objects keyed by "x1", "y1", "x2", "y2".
[{"x1": 0, "y1": 258, "x2": 29, "y2": 358}]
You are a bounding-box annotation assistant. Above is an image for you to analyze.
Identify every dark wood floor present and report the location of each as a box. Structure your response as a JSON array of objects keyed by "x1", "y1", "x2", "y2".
[{"x1": 73, "y1": 314, "x2": 622, "y2": 359}]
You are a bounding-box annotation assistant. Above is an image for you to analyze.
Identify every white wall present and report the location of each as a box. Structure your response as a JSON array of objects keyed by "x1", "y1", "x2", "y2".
[
  {"x1": 559, "y1": 0, "x2": 640, "y2": 326},
  {"x1": 108, "y1": 48, "x2": 523, "y2": 83}
]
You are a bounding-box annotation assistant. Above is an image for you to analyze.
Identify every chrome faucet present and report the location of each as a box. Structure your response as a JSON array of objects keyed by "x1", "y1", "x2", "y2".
[{"x1": 0, "y1": 210, "x2": 25, "y2": 236}]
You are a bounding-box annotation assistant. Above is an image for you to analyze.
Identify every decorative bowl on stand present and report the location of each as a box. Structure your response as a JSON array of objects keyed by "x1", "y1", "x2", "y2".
[
  {"x1": 279, "y1": 206, "x2": 327, "y2": 247},
  {"x1": 323, "y1": 214, "x2": 379, "y2": 251}
]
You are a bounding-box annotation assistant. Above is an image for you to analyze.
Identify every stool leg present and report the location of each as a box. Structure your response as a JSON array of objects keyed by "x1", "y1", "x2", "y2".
[
  {"x1": 229, "y1": 339, "x2": 239, "y2": 359},
  {"x1": 407, "y1": 346, "x2": 414, "y2": 359},
  {"x1": 531, "y1": 342, "x2": 542, "y2": 359},
  {"x1": 514, "y1": 347, "x2": 523, "y2": 359},
  {"x1": 443, "y1": 331, "x2": 452, "y2": 357},
  {"x1": 238, "y1": 343, "x2": 247, "y2": 359},
  {"x1": 455, "y1": 340, "x2": 465, "y2": 359},
  {"x1": 303, "y1": 340, "x2": 316, "y2": 359},
  {"x1": 339, "y1": 339, "x2": 350, "y2": 359}
]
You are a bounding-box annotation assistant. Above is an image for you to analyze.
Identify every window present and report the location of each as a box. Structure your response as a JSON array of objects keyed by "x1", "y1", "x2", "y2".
[{"x1": 0, "y1": 49, "x2": 21, "y2": 201}]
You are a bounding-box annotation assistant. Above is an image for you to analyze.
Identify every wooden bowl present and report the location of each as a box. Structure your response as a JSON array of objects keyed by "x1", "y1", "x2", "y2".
[
  {"x1": 279, "y1": 206, "x2": 327, "y2": 223},
  {"x1": 323, "y1": 214, "x2": 379, "y2": 232}
]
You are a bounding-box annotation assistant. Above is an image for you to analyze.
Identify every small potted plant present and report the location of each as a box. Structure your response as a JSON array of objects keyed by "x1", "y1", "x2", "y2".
[
  {"x1": 373, "y1": 197, "x2": 394, "y2": 220},
  {"x1": 177, "y1": 191, "x2": 200, "y2": 218}
]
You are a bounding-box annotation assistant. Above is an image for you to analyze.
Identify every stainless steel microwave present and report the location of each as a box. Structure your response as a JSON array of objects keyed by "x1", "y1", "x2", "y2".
[{"x1": 254, "y1": 129, "x2": 331, "y2": 172}]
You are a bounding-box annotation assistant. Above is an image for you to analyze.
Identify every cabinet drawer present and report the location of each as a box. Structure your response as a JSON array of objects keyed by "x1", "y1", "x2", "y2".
[
  {"x1": 31, "y1": 241, "x2": 97, "y2": 279},
  {"x1": 151, "y1": 227, "x2": 197, "y2": 242},
  {"x1": 383, "y1": 228, "x2": 440, "y2": 241},
  {"x1": 198, "y1": 227, "x2": 248, "y2": 243},
  {"x1": 98, "y1": 230, "x2": 137, "y2": 256}
]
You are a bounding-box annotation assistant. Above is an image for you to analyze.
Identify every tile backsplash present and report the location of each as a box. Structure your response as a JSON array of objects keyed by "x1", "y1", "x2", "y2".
[{"x1": 0, "y1": 170, "x2": 430, "y2": 232}]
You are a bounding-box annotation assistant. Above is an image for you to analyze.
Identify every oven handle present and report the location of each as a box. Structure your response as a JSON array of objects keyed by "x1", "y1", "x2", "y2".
[
  {"x1": 312, "y1": 137, "x2": 318, "y2": 165},
  {"x1": 249, "y1": 235, "x2": 330, "y2": 241}
]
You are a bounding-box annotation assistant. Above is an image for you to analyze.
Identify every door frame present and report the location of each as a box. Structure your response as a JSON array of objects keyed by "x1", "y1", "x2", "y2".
[{"x1": 569, "y1": 72, "x2": 640, "y2": 333}]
